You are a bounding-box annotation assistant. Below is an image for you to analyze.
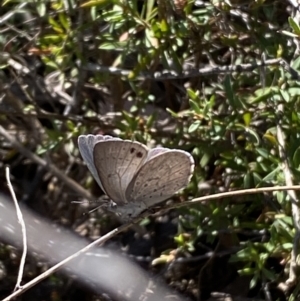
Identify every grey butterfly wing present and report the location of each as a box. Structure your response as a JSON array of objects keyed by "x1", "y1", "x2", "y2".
[
  {"x1": 93, "y1": 140, "x2": 149, "y2": 205},
  {"x1": 78, "y1": 135, "x2": 116, "y2": 191},
  {"x1": 126, "y1": 150, "x2": 194, "y2": 207},
  {"x1": 146, "y1": 147, "x2": 169, "y2": 160}
]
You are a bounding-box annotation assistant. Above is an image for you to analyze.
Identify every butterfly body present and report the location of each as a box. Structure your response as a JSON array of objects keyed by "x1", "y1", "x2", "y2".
[
  {"x1": 105, "y1": 200, "x2": 148, "y2": 221},
  {"x1": 78, "y1": 135, "x2": 194, "y2": 221}
]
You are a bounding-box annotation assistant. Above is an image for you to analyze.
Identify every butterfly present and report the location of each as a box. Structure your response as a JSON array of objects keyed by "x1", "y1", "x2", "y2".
[{"x1": 78, "y1": 135, "x2": 194, "y2": 221}]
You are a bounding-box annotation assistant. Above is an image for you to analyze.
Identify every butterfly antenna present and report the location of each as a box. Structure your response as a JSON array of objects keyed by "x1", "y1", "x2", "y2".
[
  {"x1": 89, "y1": 205, "x2": 102, "y2": 214},
  {"x1": 71, "y1": 200, "x2": 90, "y2": 204},
  {"x1": 84, "y1": 204, "x2": 108, "y2": 215}
]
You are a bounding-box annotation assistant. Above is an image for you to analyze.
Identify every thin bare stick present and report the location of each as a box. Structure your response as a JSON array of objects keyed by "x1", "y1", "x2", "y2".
[
  {"x1": 5, "y1": 167, "x2": 27, "y2": 291},
  {"x1": 82, "y1": 58, "x2": 300, "y2": 81},
  {"x1": 4, "y1": 184, "x2": 300, "y2": 301},
  {"x1": 168, "y1": 185, "x2": 300, "y2": 210},
  {"x1": 276, "y1": 104, "x2": 300, "y2": 286},
  {"x1": 83, "y1": 58, "x2": 284, "y2": 80},
  {"x1": 0, "y1": 126, "x2": 92, "y2": 201}
]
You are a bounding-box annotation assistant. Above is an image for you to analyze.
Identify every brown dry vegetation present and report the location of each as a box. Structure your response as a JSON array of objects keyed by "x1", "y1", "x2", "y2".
[{"x1": 1, "y1": 0, "x2": 300, "y2": 300}]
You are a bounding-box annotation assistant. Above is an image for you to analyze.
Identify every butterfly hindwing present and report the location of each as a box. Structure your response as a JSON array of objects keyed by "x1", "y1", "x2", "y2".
[{"x1": 126, "y1": 150, "x2": 194, "y2": 208}]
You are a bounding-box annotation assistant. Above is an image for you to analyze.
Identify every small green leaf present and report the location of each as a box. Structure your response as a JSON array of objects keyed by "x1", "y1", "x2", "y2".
[
  {"x1": 238, "y1": 267, "x2": 256, "y2": 275},
  {"x1": 48, "y1": 17, "x2": 64, "y2": 33},
  {"x1": 250, "y1": 88, "x2": 273, "y2": 104},
  {"x1": 146, "y1": 113, "x2": 156, "y2": 128},
  {"x1": 189, "y1": 99, "x2": 201, "y2": 114},
  {"x1": 291, "y1": 56, "x2": 300, "y2": 69},
  {"x1": 59, "y1": 13, "x2": 70, "y2": 31},
  {"x1": 289, "y1": 17, "x2": 300, "y2": 35},
  {"x1": 260, "y1": 167, "x2": 279, "y2": 183},
  {"x1": 263, "y1": 133, "x2": 277, "y2": 145},
  {"x1": 166, "y1": 108, "x2": 178, "y2": 117},
  {"x1": 187, "y1": 88, "x2": 199, "y2": 101},
  {"x1": 256, "y1": 148, "x2": 270, "y2": 159},
  {"x1": 279, "y1": 89, "x2": 290, "y2": 102},
  {"x1": 293, "y1": 146, "x2": 300, "y2": 168},
  {"x1": 243, "y1": 172, "x2": 252, "y2": 188},
  {"x1": 249, "y1": 274, "x2": 259, "y2": 289},
  {"x1": 160, "y1": 19, "x2": 168, "y2": 32},
  {"x1": 37, "y1": 2, "x2": 46, "y2": 16},
  {"x1": 223, "y1": 76, "x2": 245, "y2": 109},
  {"x1": 81, "y1": 0, "x2": 112, "y2": 8},
  {"x1": 188, "y1": 120, "x2": 201, "y2": 133},
  {"x1": 200, "y1": 152, "x2": 211, "y2": 167},
  {"x1": 243, "y1": 112, "x2": 252, "y2": 126}
]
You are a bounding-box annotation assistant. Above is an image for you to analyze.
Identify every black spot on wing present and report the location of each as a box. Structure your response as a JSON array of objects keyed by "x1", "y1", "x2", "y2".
[
  {"x1": 130, "y1": 146, "x2": 144, "y2": 158},
  {"x1": 136, "y1": 151, "x2": 143, "y2": 158}
]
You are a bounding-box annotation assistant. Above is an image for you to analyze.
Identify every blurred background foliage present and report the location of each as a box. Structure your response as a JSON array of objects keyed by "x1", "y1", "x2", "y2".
[{"x1": 1, "y1": 0, "x2": 300, "y2": 300}]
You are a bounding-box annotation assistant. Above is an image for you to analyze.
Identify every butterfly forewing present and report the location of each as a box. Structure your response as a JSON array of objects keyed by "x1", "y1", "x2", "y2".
[
  {"x1": 126, "y1": 150, "x2": 194, "y2": 207},
  {"x1": 93, "y1": 140, "x2": 149, "y2": 204},
  {"x1": 78, "y1": 135, "x2": 115, "y2": 191}
]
